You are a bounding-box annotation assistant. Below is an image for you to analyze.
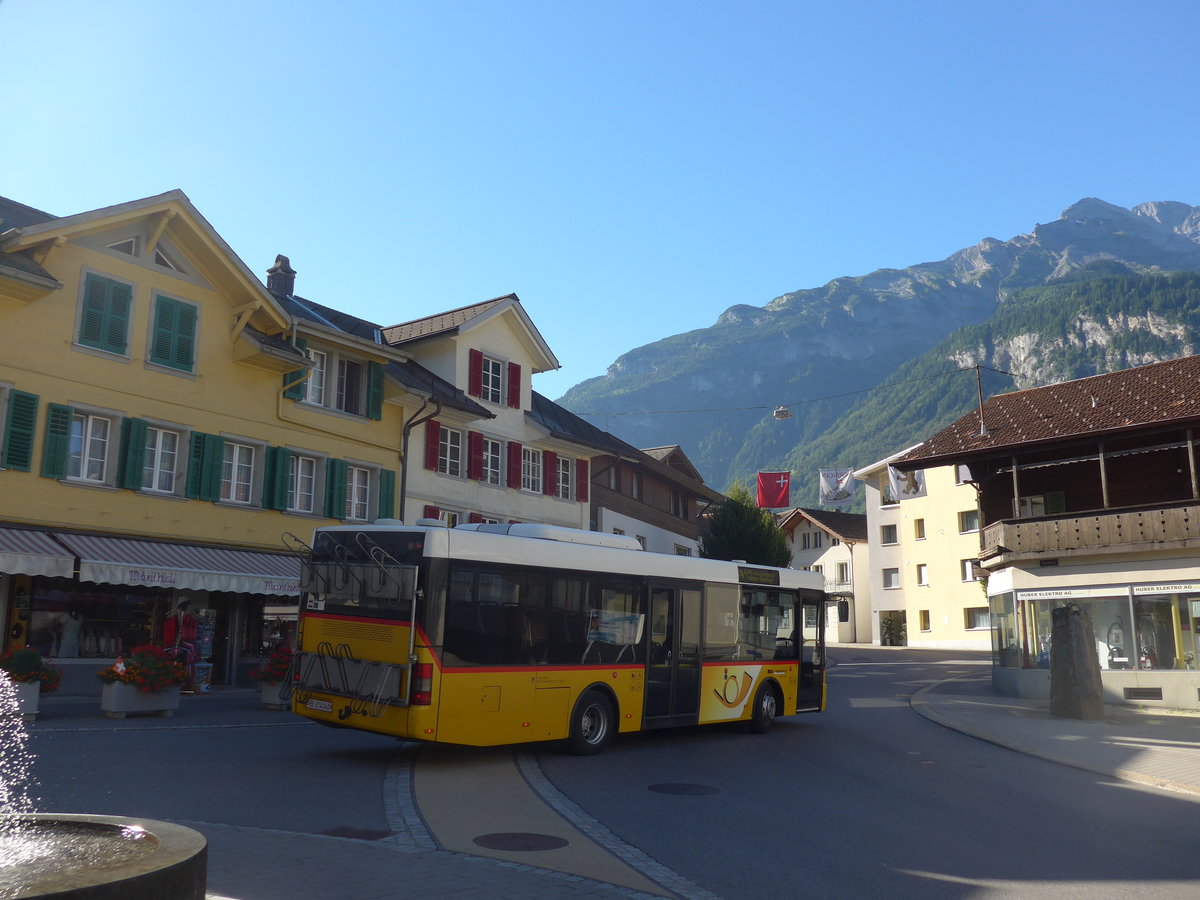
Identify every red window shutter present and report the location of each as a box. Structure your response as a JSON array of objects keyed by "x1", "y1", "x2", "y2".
[
  {"x1": 507, "y1": 362, "x2": 521, "y2": 408},
  {"x1": 423, "y1": 504, "x2": 441, "y2": 519},
  {"x1": 576, "y1": 459, "x2": 589, "y2": 503},
  {"x1": 543, "y1": 451, "x2": 558, "y2": 495},
  {"x1": 468, "y1": 512, "x2": 483, "y2": 524},
  {"x1": 424, "y1": 420, "x2": 440, "y2": 470},
  {"x1": 507, "y1": 441, "x2": 522, "y2": 488},
  {"x1": 466, "y1": 431, "x2": 483, "y2": 480},
  {"x1": 468, "y1": 349, "x2": 483, "y2": 397}
]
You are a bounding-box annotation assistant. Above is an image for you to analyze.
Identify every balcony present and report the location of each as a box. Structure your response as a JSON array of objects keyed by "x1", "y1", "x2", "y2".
[{"x1": 981, "y1": 501, "x2": 1200, "y2": 564}]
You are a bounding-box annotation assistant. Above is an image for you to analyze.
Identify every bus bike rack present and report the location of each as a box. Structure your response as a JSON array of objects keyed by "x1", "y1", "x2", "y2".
[{"x1": 290, "y1": 532, "x2": 417, "y2": 719}]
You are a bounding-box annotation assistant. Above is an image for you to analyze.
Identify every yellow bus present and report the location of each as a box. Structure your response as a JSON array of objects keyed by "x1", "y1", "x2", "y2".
[{"x1": 289, "y1": 520, "x2": 826, "y2": 754}]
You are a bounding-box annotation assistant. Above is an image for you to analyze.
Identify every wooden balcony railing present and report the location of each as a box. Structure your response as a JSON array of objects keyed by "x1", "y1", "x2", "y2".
[{"x1": 981, "y1": 502, "x2": 1200, "y2": 561}]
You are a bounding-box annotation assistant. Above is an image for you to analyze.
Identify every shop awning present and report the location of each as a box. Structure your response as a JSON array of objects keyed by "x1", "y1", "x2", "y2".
[
  {"x1": 54, "y1": 533, "x2": 301, "y2": 596},
  {"x1": 0, "y1": 527, "x2": 75, "y2": 578}
]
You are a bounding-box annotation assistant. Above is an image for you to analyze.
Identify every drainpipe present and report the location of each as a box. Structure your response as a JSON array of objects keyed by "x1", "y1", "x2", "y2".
[{"x1": 398, "y1": 398, "x2": 441, "y2": 523}]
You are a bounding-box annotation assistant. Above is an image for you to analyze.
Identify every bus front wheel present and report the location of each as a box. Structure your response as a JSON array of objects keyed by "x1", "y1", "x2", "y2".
[
  {"x1": 749, "y1": 683, "x2": 778, "y2": 734},
  {"x1": 568, "y1": 690, "x2": 614, "y2": 755}
]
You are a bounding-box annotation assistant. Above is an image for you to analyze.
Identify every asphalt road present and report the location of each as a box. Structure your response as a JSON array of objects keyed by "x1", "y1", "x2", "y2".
[{"x1": 537, "y1": 647, "x2": 1200, "y2": 899}]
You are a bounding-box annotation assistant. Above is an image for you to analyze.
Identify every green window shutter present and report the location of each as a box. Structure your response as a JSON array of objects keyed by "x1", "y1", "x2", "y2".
[
  {"x1": 377, "y1": 468, "x2": 396, "y2": 521},
  {"x1": 118, "y1": 418, "x2": 148, "y2": 490},
  {"x1": 325, "y1": 458, "x2": 348, "y2": 519},
  {"x1": 40, "y1": 403, "x2": 73, "y2": 479},
  {"x1": 185, "y1": 432, "x2": 225, "y2": 501},
  {"x1": 185, "y1": 433, "x2": 207, "y2": 499},
  {"x1": 1044, "y1": 491, "x2": 1066, "y2": 515},
  {"x1": 150, "y1": 296, "x2": 197, "y2": 371},
  {"x1": 2, "y1": 391, "x2": 39, "y2": 471},
  {"x1": 283, "y1": 338, "x2": 308, "y2": 400},
  {"x1": 263, "y1": 446, "x2": 291, "y2": 511},
  {"x1": 366, "y1": 361, "x2": 385, "y2": 420},
  {"x1": 79, "y1": 274, "x2": 131, "y2": 355}
]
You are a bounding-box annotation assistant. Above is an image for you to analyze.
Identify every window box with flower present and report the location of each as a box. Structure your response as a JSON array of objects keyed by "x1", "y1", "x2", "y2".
[
  {"x1": 97, "y1": 644, "x2": 187, "y2": 718},
  {"x1": 1, "y1": 648, "x2": 62, "y2": 722},
  {"x1": 249, "y1": 646, "x2": 294, "y2": 710}
]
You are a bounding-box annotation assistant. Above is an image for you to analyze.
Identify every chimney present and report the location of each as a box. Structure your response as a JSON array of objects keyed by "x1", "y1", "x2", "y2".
[{"x1": 266, "y1": 254, "x2": 296, "y2": 296}]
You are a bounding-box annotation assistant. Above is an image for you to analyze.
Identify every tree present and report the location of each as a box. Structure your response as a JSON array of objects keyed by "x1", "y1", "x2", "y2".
[{"x1": 700, "y1": 482, "x2": 791, "y2": 567}]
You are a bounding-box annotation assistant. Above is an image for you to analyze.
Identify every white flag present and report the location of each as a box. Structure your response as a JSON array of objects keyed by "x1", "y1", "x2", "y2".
[
  {"x1": 818, "y1": 468, "x2": 856, "y2": 507},
  {"x1": 888, "y1": 465, "x2": 927, "y2": 500}
]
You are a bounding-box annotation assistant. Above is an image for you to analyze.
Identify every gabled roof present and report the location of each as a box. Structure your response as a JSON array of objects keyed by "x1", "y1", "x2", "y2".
[
  {"x1": 896, "y1": 355, "x2": 1200, "y2": 470},
  {"x1": 275, "y1": 292, "x2": 383, "y2": 343},
  {"x1": 1, "y1": 190, "x2": 291, "y2": 333},
  {"x1": 382, "y1": 293, "x2": 561, "y2": 374},
  {"x1": 0, "y1": 195, "x2": 61, "y2": 283},
  {"x1": 640, "y1": 445, "x2": 705, "y2": 483},
  {"x1": 529, "y1": 391, "x2": 641, "y2": 457},
  {"x1": 389, "y1": 360, "x2": 491, "y2": 418},
  {"x1": 778, "y1": 508, "x2": 868, "y2": 543}
]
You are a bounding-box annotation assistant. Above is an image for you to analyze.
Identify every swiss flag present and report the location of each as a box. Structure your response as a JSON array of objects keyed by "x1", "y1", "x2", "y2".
[{"x1": 757, "y1": 471, "x2": 791, "y2": 508}]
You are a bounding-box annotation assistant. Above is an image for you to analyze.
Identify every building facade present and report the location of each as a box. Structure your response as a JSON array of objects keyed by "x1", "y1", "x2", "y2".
[
  {"x1": 895, "y1": 355, "x2": 1200, "y2": 709},
  {"x1": 778, "y1": 508, "x2": 869, "y2": 643}
]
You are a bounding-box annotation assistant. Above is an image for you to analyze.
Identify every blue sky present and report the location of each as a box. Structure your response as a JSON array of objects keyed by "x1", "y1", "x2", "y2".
[{"x1": 4, "y1": 1, "x2": 1199, "y2": 402}]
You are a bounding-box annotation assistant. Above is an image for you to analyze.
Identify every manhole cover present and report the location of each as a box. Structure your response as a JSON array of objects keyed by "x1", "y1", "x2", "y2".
[
  {"x1": 648, "y1": 783, "x2": 720, "y2": 796},
  {"x1": 473, "y1": 832, "x2": 569, "y2": 851},
  {"x1": 321, "y1": 826, "x2": 395, "y2": 841}
]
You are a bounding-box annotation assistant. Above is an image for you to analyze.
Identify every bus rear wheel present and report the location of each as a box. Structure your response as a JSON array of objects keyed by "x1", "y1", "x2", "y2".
[
  {"x1": 749, "y1": 683, "x2": 778, "y2": 734},
  {"x1": 568, "y1": 690, "x2": 614, "y2": 755}
]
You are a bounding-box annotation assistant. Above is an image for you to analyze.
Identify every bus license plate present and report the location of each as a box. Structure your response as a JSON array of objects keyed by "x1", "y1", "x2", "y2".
[{"x1": 306, "y1": 699, "x2": 333, "y2": 713}]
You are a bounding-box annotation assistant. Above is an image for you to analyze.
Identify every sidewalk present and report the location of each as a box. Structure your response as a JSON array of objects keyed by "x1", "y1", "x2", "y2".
[{"x1": 912, "y1": 672, "x2": 1200, "y2": 798}]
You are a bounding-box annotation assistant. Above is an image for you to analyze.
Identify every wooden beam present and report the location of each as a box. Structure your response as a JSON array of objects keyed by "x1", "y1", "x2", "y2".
[{"x1": 144, "y1": 210, "x2": 177, "y2": 257}]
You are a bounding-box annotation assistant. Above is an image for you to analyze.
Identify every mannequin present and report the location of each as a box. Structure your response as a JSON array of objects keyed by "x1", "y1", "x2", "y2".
[
  {"x1": 164, "y1": 599, "x2": 199, "y2": 689},
  {"x1": 59, "y1": 609, "x2": 83, "y2": 658}
]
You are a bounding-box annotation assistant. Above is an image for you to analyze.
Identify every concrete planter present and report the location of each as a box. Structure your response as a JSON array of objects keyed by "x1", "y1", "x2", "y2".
[
  {"x1": 260, "y1": 681, "x2": 288, "y2": 710},
  {"x1": 101, "y1": 682, "x2": 181, "y2": 719},
  {"x1": 11, "y1": 680, "x2": 40, "y2": 722}
]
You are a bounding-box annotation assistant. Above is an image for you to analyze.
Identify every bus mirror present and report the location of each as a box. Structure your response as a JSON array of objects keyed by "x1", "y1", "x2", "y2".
[{"x1": 399, "y1": 565, "x2": 418, "y2": 604}]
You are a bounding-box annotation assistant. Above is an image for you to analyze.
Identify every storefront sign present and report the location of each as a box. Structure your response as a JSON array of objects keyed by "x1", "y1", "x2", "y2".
[
  {"x1": 1017, "y1": 587, "x2": 1129, "y2": 601},
  {"x1": 1133, "y1": 582, "x2": 1200, "y2": 596}
]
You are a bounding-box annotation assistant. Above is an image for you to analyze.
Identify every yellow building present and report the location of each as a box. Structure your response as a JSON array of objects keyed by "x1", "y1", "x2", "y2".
[
  {"x1": 0, "y1": 191, "x2": 446, "y2": 692},
  {"x1": 855, "y1": 453, "x2": 989, "y2": 649}
]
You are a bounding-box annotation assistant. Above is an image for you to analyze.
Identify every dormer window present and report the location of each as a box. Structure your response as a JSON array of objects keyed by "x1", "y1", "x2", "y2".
[
  {"x1": 284, "y1": 340, "x2": 384, "y2": 420},
  {"x1": 481, "y1": 356, "x2": 504, "y2": 404},
  {"x1": 468, "y1": 348, "x2": 521, "y2": 409}
]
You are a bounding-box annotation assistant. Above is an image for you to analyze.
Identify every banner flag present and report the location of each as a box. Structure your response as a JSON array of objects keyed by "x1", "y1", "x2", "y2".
[
  {"x1": 887, "y1": 465, "x2": 927, "y2": 501},
  {"x1": 756, "y1": 471, "x2": 791, "y2": 508},
  {"x1": 818, "y1": 468, "x2": 856, "y2": 507}
]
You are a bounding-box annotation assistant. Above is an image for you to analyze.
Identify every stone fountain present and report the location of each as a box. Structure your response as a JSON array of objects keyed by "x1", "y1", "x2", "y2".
[{"x1": 0, "y1": 677, "x2": 208, "y2": 899}]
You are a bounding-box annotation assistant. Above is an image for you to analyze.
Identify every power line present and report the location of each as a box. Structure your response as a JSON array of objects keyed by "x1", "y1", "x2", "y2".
[{"x1": 574, "y1": 365, "x2": 1012, "y2": 420}]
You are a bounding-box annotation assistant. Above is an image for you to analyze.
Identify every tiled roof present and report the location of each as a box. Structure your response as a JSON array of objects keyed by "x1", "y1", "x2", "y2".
[
  {"x1": 381, "y1": 297, "x2": 510, "y2": 345},
  {"x1": 0, "y1": 195, "x2": 59, "y2": 283},
  {"x1": 897, "y1": 355, "x2": 1200, "y2": 468},
  {"x1": 529, "y1": 392, "x2": 641, "y2": 457},
  {"x1": 388, "y1": 360, "x2": 490, "y2": 417},
  {"x1": 780, "y1": 508, "x2": 868, "y2": 543},
  {"x1": 275, "y1": 293, "x2": 383, "y2": 342}
]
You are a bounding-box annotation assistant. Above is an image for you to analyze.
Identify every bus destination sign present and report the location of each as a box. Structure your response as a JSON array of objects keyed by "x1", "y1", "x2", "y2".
[{"x1": 737, "y1": 566, "x2": 780, "y2": 587}]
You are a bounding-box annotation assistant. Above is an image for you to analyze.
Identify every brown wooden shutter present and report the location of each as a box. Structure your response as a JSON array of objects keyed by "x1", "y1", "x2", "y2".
[
  {"x1": 468, "y1": 349, "x2": 483, "y2": 397},
  {"x1": 507, "y1": 362, "x2": 521, "y2": 408},
  {"x1": 424, "y1": 420, "x2": 440, "y2": 470}
]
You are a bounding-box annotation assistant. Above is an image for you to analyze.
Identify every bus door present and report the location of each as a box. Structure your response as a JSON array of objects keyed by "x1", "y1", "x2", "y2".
[
  {"x1": 797, "y1": 591, "x2": 826, "y2": 712},
  {"x1": 644, "y1": 584, "x2": 701, "y2": 726}
]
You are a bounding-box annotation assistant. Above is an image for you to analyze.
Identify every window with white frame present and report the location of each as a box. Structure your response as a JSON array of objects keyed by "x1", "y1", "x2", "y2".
[
  {"x1": 288, "y1": 454, "x2": 318, "y2": 513},
  {"x1": 880, "y1": 524, "x2": 898, "y2": 544},
  {"x1": 521, "y1": 446, "x2": 542, "y2": 492},
  {"x1": 345, "y1": 465, "x2": 371, "y2": 521},
  {"x1": 630, "y1": 471, "x2": 643, "y2": 500},
  {"x1": 965, "y1": 607, "x2": 990, "y2": 630},
  {"x1": 674, "y1": 545, "x2": 692, "y2": 556},
  {"x1": 438, "y1": 427, "x2": 462, "y2": 477},
  {"x1": 221, "y1": 441, "x2": 256, "y2": 504},
  {"x1": 480, "y1": 356, "x2": 504, "y2": 404},
  {"x1": 813, "y1": 532, "x2": 823, "y2": 549},
  {"x1": 556, "y1": 456, "x2": 573, "y2": 499},
  {"x1": 836, "y1": 562, "x2": 850, "y2": 584},
  {"x1": 68, "y1": 412, "x2": 113, "y2": 483},
  {"x1": 914, "y1": 518, "x2": 926, "y2": 540},
  {"x1": 336, "y1": 358, "x2": 365, "y2": 416},
  {"x1": 882, "y1": 567, "x2": 900, "y2": 589},
  {"x1": 958, "y1": 509, "x2": 980, "y2": 533},
  {"x1": 916, "y1": 563, "x2": 929, "y2": 586},
  {"x1": 481, "y1": 437, "x2": 502, "y2": 485},
  {"x1": 439, "y1": 509, "x2": 460, "y2": 528},
  {"x1": 961, "y1": 558, "x2": 981, "y2": 582},
  {"x1": 305, "y1": 349, "x2": 328, "y2": 406},
  {"x1": 811, "y1": 564, "x2": 823, "y2": 577},
  {"x1": 142, "y1": 426, "x2": 180, "y2": 493}
]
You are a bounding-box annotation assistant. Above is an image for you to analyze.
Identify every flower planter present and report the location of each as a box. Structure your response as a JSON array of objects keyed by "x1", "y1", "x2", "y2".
[
  {"x1": 260, "y1": 681, "x2": 289, "y2": 710},
  {"x1": 101, "y1": 682, "x2": 181, "y2": 719}
]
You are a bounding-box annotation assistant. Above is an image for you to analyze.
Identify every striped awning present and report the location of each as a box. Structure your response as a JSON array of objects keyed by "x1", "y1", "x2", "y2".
[
  {"x1": 0, "y1": 527, "x2": 74, "y2": 578},
  {"x1": 54, "y1": 533, "x2": 301, "y2": 596}
]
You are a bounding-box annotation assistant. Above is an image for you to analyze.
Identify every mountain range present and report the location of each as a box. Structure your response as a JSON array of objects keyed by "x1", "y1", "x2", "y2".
[{"x1": 556, "y1": 198, "x2": 1200, "y2": 506}]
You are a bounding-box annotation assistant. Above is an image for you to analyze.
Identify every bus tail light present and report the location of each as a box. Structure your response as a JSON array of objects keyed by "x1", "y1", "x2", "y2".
[{"x1": 411, "y1": 663, "x2": 433, "y2": 705}]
